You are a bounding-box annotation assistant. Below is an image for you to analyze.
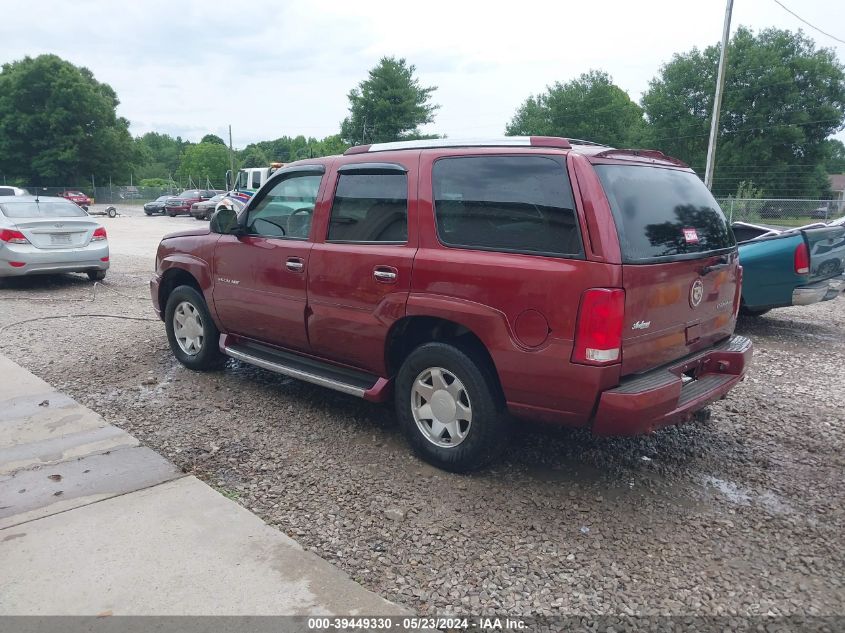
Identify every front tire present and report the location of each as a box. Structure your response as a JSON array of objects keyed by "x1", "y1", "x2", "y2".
[
  {"x1": 164, "y1": 285, "x2": 226, "y2": 371},
  {"x1": 395, "y1": 342, "x2": 509, "y2": 472}
]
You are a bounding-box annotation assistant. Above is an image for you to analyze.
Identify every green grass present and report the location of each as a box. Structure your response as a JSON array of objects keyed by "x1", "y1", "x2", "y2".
[
  {"x1": 215, "y1": 487, "x2": 241, "y2": 501},
  {"x1": 731, "y1": 216, "x2": 829, "y2": 227}
]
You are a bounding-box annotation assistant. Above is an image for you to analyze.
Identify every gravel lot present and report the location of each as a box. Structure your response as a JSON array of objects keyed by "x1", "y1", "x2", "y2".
[{"x1": 1, "y1": 203, "x2": 843, "y2": 616}]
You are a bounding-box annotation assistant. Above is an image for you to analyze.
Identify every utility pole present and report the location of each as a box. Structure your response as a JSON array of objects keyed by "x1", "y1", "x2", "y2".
[
  {"x1": 228, "y1": 125, "x2": 236, "y2": 190},
  {"x1": 704, "y1": 0, "x2": 734, "y2": 190}
]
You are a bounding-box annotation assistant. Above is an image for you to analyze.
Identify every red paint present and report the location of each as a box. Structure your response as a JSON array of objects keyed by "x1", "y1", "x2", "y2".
[
  {"x1": 513, "y1": 310, "x2": 549, "y2": 347},
  {"x1": 152, "y1": 139, "x2": 751, "y2": 435}
]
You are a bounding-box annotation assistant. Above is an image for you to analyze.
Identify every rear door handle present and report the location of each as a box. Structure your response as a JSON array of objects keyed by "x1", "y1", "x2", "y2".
[
  {"x1": 373, "y1": 266, "x2": 398, "y2": 283},
  {"x1": 286, "y1": 257, "x2": 305, "y2": 272}
]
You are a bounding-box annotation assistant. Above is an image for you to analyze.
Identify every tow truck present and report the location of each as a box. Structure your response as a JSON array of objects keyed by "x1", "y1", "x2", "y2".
[{"x1": 215, "y1": 163, "x2": 287, "y2": 215}]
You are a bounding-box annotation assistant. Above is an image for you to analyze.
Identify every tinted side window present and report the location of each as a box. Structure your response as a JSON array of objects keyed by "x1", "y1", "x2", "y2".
[
  {"x1": 245, "y1": 174, "x2": 322, "y2": 238},
  {"x1": 432, "y1": 156, "x2": 582, "y2": 257},
  {"x1": 328, "y1": 173, "x2": 408, "y2": 243}
]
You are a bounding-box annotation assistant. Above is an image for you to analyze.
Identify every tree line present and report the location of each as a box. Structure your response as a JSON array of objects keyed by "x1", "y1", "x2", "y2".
[{"x1": 0, "y1": 26, "x2": 843, "y2": 198}]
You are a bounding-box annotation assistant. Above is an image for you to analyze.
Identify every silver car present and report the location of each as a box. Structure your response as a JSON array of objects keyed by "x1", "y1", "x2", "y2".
[
  {"x1": 0, "y1": 186, "x2": 29, "y2": 196},
  {"x1": 0, "y1": 196, "x2": 109, "y2": 280}
]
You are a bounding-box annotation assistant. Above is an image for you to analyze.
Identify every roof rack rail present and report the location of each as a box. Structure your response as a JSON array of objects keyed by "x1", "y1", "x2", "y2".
[
  {"x1": 344, "y1": 136, "x2": 575, "y2": 155},
  {"x1": 567, "y1": 138, "x2": 608, "y2": 147}
]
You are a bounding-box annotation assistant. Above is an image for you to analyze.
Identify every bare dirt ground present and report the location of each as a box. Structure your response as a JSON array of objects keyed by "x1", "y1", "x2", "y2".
[{"x1": 1, "y1": 204, "x2": 843, "y2": 616}]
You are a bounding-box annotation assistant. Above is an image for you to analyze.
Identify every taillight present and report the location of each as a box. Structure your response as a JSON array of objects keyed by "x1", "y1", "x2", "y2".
[
  {"x1": 571, "y1": 288, "x2": 625, "y2": 366},
  {"x1": 92, "y1": 227, "x2": 107, "y2": 241},
  {"x1": 794, "y1": 242, "x2": 809, "y2": 275},
  {"x1": 0, "y1": 229, "x2": 29, "y2": 244}
]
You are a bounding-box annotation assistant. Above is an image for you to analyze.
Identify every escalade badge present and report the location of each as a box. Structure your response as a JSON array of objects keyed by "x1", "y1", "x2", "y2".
[
  {"x1": 690, "y1": 279, "x2": 704, "y2": 308},
  {"x1": 632, "y1": 320, "x2": 651, "y2": 330}
]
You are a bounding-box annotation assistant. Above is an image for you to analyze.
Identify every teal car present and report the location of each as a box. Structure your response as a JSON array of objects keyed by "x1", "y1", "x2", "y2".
[{"x1": 733, "y1": 222, "x2": 845, "y2": 316}]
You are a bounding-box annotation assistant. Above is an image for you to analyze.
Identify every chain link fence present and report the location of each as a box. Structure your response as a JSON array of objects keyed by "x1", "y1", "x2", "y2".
[
  {"x1": 13, "y1": 181, "x2": 227, "y2": 205},
  {"x1": 717, "y1": 198, "x2": 845, "y2": 226}
]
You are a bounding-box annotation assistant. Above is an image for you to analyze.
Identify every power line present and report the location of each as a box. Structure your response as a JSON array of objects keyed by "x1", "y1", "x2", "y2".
[{"x1": 771, "y1": 0, "x2": 845, "y2": 45}]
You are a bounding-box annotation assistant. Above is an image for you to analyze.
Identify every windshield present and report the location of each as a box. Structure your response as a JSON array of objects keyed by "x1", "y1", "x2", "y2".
[
  {"x1": 0, "y1": 200, "x2": 88, "y2": 218},
  {"x1": 179, "y1": 190, "x2": 201, "y2": 199},
  {"x1": 156, "y1": 195, "x2": 170, "y2": 201},
  {"x1": 595, "y1": 164, "x2": 735, "y2": 263}
]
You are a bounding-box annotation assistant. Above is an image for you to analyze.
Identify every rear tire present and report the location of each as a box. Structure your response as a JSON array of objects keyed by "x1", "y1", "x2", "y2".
[
  {"x1": 87, "y1": 270, "x2": 106, "y2": 281},
  {"x1": 395, "y1": 342, "x2": 509, "y2": 472},
  {"x1": 740, "y1": 305, "x2": 770, "y2": 317},
  {"x1": 164, "y1": 285, "x2": 226, "y2": 371}
]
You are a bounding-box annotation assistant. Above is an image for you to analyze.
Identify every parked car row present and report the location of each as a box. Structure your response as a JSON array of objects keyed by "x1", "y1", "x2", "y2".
[
  {"x1": 144, "y1": 190, "x2": 222, "y2": 218},
  {"x1": 6, "y1": 138, "x2": 841, "y2": 472}
]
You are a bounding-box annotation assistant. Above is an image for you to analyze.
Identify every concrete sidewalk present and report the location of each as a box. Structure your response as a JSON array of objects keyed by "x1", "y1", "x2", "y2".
[{"x1": 0, "y1": 354, "x2": 405, "y2": 615}]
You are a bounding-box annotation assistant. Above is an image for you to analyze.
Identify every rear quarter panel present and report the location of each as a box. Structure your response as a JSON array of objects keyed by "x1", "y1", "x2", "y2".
[
  {"x1": 410, "y1": 148, "x2": 623, "y2": 424},
  {"x1": 738, "y1": 233, "x2": 804, "y2": 310}
]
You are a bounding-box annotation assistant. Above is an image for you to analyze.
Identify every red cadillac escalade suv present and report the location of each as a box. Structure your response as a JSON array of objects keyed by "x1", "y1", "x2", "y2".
[{"x1": 151, "y1": 137, "x2": 752, "y2": 471}]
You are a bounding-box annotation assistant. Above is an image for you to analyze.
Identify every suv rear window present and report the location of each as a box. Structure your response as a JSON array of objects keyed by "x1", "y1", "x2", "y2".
[
  {"x1": 594, "y1": 164, "x2": 735, "y2": 263},
  {"x1": 433, "y1": 156, "x2": 582, "y2": 257}
]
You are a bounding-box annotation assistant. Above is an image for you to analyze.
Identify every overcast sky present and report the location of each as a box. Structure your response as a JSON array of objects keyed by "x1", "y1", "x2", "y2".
[{"x1": 3, "y1": 0, "x2": 844, "y2": 148}]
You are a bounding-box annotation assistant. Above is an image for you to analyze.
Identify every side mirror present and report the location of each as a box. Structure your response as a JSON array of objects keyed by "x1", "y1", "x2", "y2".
[{"x1": 210, "y1": 207, "x2": 242, "y2": 235}]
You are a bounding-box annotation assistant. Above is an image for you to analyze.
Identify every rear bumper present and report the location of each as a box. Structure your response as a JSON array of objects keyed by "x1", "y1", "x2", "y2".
[
  {"x1": 822, "y1": 274, "x2": 845, "y2": 301},
  {"x1": 166, "y1": 206, "x2": 190, "y2": 214},
  {"x1": 0, "y1": 243, "x2": 109, "y2": 277},
  {"x1": 792, "y1": 275, "x2": 844, "y2": 305},
  {"x1": 592, "y1": 335, "x2": 752, "y2": 436}
]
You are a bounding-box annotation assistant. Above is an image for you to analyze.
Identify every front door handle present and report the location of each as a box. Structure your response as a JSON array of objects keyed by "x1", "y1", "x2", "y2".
[
  {"x1": 286, "y1": 257, "x2": 305, "y2": 272},
  {"x1": 373, "y1": 266, "x2": 398, "y2": 283}
]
